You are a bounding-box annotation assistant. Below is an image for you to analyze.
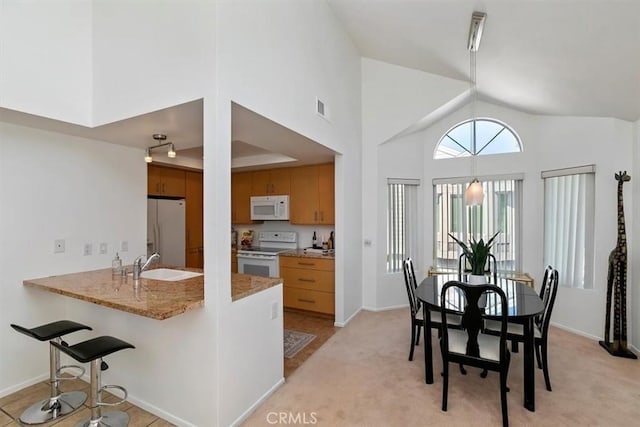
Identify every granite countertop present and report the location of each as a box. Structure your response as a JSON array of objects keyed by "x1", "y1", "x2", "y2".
[
  {"x1": 24, "y1": 267, "x2": 283, "y2": 320},
  {"x1": 231, "y1": 273, "x2": 282, "y2": 301},
  {"x1": 24, "y1": 267, "x2": 205, "y2": 320},
  {"x1": 280, "y1": 249, "x2": 336, "y2": 260}
]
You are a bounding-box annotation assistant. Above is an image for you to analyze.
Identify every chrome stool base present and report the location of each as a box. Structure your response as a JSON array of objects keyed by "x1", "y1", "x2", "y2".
[
  {"x1": 19, "y1": 391, "x2": 87, "y2": 425},
  {"x1": 75, "y1": 411, "x2": 129, "y2": 427}
]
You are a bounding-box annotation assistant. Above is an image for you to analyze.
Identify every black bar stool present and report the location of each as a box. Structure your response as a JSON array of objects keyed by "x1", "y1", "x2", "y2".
[
  {"x1": 52, "y1": 336, "x2": 135, "y2": 427},
  {"x1": 10, "y1": 320, "x2": 92, "y2": 424}
]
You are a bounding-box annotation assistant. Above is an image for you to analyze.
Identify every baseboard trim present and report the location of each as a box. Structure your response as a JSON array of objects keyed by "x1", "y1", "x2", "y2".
[
  {"x1": 230, "y1": 377, "x2": 285, "y2": 427},
  {"x1": 0, "y1": 373, "x2": 48, "y2": 399},
  {"x1": 550, "y1": 322, "x2": 601, "y2": 341},
  {"x1": 361, "y1": 304, "x2": 408, "y2": 312},
  {"x1": 334, "y1": 308, "x2": 362, "y2": 327},
  {"x1": 125, "y1": 394, "x2": 197, "y2": 427},
  {"x1": 77, "y1": 373, "x2": 197, "y2": 427}
]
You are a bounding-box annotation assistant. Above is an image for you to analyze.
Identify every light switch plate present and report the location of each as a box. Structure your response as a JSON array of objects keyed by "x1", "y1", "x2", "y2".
[
  {"x1": 99, "y1": 242, "x2": 107, "y2": 254},
  {"x1": 83, "y1": 243, "x2": 93, "y2": 256},
  {"x1": 120, "y1": 240, "x2": 129, "y2": 252},
  {"x1": 271, "y1": 301, "x2": 279, "y2": 320}
]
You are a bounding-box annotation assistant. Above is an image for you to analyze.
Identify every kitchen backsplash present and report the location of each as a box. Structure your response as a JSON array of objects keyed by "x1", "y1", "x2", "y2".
[{"x1": 233, "y1": 221, "x2": 333, "y2": 249}]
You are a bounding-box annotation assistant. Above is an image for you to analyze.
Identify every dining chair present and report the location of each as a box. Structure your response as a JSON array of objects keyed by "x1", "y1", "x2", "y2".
[
  {"x1": 509, "y1": 265, "x2": 554, "y2": 354},
  {"x1": 458, "y1": 253, "x2": 498, "y2": 284},
  {"x1": 402, "y1": 258, "x2": 462, "y2": 361},
  {"x1": 484, "y1": 268, "x2": 559, "y2": 391},
  {"x1": 439, "y1": 280, "x2": 511, "y2": 427}
]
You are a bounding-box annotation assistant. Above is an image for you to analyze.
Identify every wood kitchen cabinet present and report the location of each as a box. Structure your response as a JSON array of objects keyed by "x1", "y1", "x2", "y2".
[
  {"x1": 148, "y1": 165, "x2": 186, "y2": 197},
  {"x1": 231, "y1": 251, "x2": 238, "y2": 273},
  {"x1": 185, "y1": 171, "x2": 204, "y2": 268},
  {"x1": 251, "y1": 168, "x2": 291, "y2": 196},
  {"x1": 290, "y1": 163, "x2": 334, "y2": 224},
  {"x1": 281, "y1": 256, "x2": 334, "y2": 314},
  {"x1": 231, "y1": 171, "x2": 253, "y2": 224}
]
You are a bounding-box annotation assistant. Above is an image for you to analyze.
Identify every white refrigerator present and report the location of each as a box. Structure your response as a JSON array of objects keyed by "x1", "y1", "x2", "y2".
[{"x1": 147, "y1": 198, "x2": 186, "y2": 267}]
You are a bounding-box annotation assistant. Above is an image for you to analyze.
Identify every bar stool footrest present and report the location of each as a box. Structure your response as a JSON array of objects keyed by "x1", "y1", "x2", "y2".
[
  {"x1": 98, "y1": 385, "x2": 128, "y2": 407},
  {"x1": 56, "y1": 364, "x2": 86, "y2": 381}
]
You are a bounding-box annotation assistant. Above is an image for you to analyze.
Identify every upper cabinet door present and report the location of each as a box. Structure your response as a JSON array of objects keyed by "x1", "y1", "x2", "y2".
[
  {"x1": 147, "y1": 165, "x2": 186, "y2": 197},
  {"x1": 317, "y1": 163, "x2": 334, "y2": 224},
  {"x1": 231, "y1": 171, "x2": 253, "y2": 224},
  {"x1": 290, "y1": 165, "x2": 320, "y2": 224},
  {"x1": 251, "y1": 169, "x2": 291, "y2": 196},
  {"x1": 268, "y1": 168, "x2": 291, "y2": 195},
  {"x1": 251, "y1": 170, "x2": 271, "y2": 196}
]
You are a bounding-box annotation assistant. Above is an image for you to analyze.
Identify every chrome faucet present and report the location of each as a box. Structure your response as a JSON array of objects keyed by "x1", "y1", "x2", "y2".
[{"x1": 133, "y1": 253, "x2": 160, "y2": 280}]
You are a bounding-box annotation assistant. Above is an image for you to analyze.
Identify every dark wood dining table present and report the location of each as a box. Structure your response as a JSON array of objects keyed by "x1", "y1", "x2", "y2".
[{"x1": 415, "y1": 275, "x2": 545, "y2": 412}]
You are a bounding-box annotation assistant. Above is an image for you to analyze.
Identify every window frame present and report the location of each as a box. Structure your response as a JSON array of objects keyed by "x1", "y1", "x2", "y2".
[{"x1": 434, "y1": 117, "x2": 523, "y2": 159}]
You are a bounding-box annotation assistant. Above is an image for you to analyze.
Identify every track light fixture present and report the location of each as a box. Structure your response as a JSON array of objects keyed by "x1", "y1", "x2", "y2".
[{"x1": 145, "y1": 134, "x2": 177, "y2": 163}]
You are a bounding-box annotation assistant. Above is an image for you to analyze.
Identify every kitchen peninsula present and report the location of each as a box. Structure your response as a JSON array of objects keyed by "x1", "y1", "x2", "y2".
[{"x1": 23, "y1": 268, "x2": 282, "y2": 320}]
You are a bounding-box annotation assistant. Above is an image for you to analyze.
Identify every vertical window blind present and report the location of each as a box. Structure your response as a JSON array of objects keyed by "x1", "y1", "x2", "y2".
[
  {"x1": 387, "y1": 179, "x2": 419, "y2": 273},
  {"x1": 542, "y1": 166, "x2": 595, "y2": 289},
  {"x1": 433, "y1": 175, "x2": 523, "y2": 273}
]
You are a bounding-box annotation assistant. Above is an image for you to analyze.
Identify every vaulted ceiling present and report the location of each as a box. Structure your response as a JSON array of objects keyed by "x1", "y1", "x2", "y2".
[{"x1": 328, "y1": 0, "x2": 640, "y2": 121}]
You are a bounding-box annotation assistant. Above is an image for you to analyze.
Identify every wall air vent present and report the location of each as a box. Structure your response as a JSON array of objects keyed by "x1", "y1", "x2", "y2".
[{"x1": 316, "y1": 97, "x2": 329, "y2": 120}]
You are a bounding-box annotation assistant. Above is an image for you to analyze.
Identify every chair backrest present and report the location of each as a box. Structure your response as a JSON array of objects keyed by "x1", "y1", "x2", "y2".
[
  {"x1": 457, "y1": 253, "x2": 498, "y2": 283},
  {"x1": 402, "y1": 258, "x2": 420, "y2": 316},
  {"x1": 538, "y1": 268, "x2": 559, "y2": 337},
  {"x1": 440, "y1": 280, "x2": 509, "y2": 362},
  {"x1": 539, "y1": 265, "x2": 554, "y2": 304}
]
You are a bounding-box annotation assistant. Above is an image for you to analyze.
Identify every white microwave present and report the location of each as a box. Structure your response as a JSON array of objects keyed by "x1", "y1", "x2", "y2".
[{"x1": 250, "y1": 195, "x2": 290, "y2": 220}]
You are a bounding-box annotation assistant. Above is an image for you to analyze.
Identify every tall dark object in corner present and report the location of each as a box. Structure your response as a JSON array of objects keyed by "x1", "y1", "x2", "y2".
[{"x1": 600, "y1": 171, "x2": 637, "y2": 359}]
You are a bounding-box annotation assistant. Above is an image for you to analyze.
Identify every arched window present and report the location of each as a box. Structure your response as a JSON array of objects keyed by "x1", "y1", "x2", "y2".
[{"x1": 434, "y1": 118, "x2": 522, "y2": 159}]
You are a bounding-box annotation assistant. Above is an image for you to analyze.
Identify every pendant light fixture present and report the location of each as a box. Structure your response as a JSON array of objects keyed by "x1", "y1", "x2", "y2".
[
  {"x1": 144, "y1": 134, "x2": 177, "y2": 163},
  {"x1": 464, "y1": 11, "x2": 486, "y2": 206}
]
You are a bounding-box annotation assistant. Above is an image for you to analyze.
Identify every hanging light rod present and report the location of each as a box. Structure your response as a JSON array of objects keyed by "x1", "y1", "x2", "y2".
[
  {"x1": 145, "y1": 133, "x2": 177, "y2": 163},
  {"x1": 467, "y1": 11, "x2": 487, "y2": 52}
]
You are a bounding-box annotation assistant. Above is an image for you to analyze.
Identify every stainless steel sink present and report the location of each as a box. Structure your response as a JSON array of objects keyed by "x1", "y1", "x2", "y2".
[{"x1": 138, "y1": 268, "x2": 203, "y2": 282}]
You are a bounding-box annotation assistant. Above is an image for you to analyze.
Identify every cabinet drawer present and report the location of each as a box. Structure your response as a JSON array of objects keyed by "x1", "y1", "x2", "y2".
[
  {"x1": 281, "y1": 267, "x2": 334, "y2": 292},
  {"x1": 280, "y1": 256, "x2": 334, "y2": 271},
  {"x1": 284, "y1": 287, "x2": 334, "y2": 314}
]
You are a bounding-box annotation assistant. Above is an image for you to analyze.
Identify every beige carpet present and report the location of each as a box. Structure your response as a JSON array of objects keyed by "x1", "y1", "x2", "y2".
[{"x1": 243, "y1": 308, "x2": 640, "y2": 426}]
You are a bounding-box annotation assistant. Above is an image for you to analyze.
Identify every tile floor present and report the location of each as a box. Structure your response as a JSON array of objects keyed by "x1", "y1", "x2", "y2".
[
  {"x1": 283, "y1": 308, "x2": 337, "y2": 377},
  {"x1": 0, "y1": 377, "x2": 173, "y2": 427}
]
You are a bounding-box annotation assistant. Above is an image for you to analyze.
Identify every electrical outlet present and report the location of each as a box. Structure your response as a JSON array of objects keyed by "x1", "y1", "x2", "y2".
[
  {"x1": 83, "y1": 243, "x2": 93, "y2": 256},
  {"x1": 99, "y1": 242, "x2": 107, "y2": 254},
  {"x1": 364, "y1": 239, "x2": 373, "y2": 247},
  {"x1": 54, "y1": 239, "x2": 65, "y2": 254},
  {"x1": 120, "y1": 241, "x2": 128, "y2": 252}
]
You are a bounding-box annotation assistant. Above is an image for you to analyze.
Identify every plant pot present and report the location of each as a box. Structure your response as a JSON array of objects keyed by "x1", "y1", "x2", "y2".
[{"x1": 468, "y1": 274, "x2": 487, "y2": 285}]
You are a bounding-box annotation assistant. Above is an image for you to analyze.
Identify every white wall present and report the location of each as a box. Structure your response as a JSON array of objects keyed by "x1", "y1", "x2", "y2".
[
  {"x1": 414, "y1": 100, "x2": 633, "y2": 341},
  {"x1": 91, "y1": 0, "x2": 212, "y2": 125},
  {"x1": 216, "y1": 0, "x2": 361, "y2": 423},
  {"x1": 1, "y1": 1, "x2": 220, "y2": 425},
  {"x1": 373, "y1": 132, "x2": 425, "y2": 309},
  {"x1": 361, "y1": 58, "x2": 468, "y2": 309},
  {"x1": 0, "y1": 0, "x2": 93, "y2": 125},
  {"x1": 0, "y1": 122, "x2": 145, "y2": 395}
]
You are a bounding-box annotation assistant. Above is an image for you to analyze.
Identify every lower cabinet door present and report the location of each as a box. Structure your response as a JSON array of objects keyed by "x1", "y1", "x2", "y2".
[{"x1": 284, "y1": 287, "x2": 334, "y2": 314}]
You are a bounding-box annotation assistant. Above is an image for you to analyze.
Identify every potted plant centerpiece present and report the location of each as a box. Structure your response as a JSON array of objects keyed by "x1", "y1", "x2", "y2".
[{"x1": 448, "y1": 232, "x2": 500, "y2": 284}]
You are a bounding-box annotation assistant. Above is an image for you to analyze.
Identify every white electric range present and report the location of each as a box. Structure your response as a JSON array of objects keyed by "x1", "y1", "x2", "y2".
[{"x1": 236, "y1": 231, "x2": 297, "y2": 278}]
